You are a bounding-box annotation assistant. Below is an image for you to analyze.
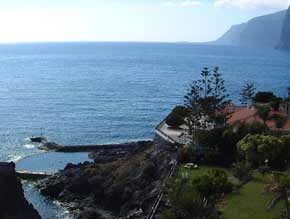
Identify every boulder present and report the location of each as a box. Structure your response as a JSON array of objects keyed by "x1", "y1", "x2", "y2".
[{"x1": 0, "y1": 162, "x2": 41, "y2": 219}]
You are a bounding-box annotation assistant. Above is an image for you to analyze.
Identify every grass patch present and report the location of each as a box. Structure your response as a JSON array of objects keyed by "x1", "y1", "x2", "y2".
[
  {"x1": 222, "y1": 173, "x2": 284, "y2": 219},
  {"x1": 177, "y1": 166, "x2": 284, "y2": 219},
  {"x1": 178, "y1": 165, "x2": 231, "y2": 178}
]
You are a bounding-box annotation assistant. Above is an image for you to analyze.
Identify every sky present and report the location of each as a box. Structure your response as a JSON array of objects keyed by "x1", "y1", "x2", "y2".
[{"x1": 0, "y1": 0, "x2": 289, "y2": 43}]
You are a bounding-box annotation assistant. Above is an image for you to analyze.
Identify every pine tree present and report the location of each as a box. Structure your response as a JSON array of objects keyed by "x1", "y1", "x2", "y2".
[
  {"x1": 239, "y1": 82, "x2": 256, "y2": 106},
  {"x1": 212, "y1": 67, "x2": 231, "y2": 125},
  {"x1": 184, "y1": 67, "x2": 231, "y2": 138}
]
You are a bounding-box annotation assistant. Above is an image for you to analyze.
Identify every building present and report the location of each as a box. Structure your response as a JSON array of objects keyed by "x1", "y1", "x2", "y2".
[
  {"x1": 228, "y1": 106, "x2": 290, "y2": 133},
  {"x1": 156, "y1": 103, "x2": 290, "y2": 144}
]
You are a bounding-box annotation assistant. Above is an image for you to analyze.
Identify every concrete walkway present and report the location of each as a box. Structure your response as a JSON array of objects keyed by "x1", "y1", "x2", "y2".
[{"x1": 156, "y1": 121, "x2": 191, "y2": 144}]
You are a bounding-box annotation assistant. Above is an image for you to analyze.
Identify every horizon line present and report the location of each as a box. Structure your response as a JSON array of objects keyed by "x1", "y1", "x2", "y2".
[{"x1": 0, "y1": 40, "x2": 211, "y2": 45}]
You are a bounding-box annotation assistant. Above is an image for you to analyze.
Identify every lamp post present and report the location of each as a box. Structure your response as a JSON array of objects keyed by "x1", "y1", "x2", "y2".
[{"x1": 265, "y1": 159, "x2": 269, "y2": 168}]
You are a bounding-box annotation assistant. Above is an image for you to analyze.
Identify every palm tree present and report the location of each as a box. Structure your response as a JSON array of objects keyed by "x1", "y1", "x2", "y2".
[{"x1": 265, "y1": 173, "x2": 290, "y2": 218}]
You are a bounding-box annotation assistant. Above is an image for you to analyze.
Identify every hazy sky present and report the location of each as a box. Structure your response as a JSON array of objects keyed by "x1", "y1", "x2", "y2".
[{"x1": 0, "y1": 0, "x2": 289, "y2": 43}]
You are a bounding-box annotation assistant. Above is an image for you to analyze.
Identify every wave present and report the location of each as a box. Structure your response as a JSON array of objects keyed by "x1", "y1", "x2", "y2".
[
  {"x1": 7, "y1": 155, "x2": 23, "y2": 163},
  {"x1": 23, "y1": 144, "x2": 35, "y2": 149}
]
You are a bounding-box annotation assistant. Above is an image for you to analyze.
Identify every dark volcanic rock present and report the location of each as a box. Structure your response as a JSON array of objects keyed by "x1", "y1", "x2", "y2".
[
  {"x1": 88, "y1": 141, "x2": 151, "y2": 163},
  {"x1": 277, "y1": 7, "x2": 290, "y2": 50},
  {"x1": 38, "y1": 140, "x2": 176, "y2": 219},
  {"x1": 0, "y1": 162, "x2": 41, "y2": 219}
]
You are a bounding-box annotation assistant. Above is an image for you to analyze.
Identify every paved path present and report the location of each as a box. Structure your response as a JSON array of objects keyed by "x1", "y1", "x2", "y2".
[
  {"x1": 156, "y1": 121, "x2": 191, "y2": 144},
  {"x1": 147, "y1": 160, "x2": 178, "y2": 219}
]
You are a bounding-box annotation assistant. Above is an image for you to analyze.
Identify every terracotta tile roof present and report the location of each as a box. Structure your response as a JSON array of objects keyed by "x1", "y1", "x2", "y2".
[{"x1": 227, "y1": 106, "x2": 290, "y2": 132}]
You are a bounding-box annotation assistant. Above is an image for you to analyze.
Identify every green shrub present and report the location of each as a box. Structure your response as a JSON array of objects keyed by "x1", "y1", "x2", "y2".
[
  {"x1": 256, "y1": 105, "x2": 271, "y2": 123},
  {"x1": 271, "y1": 114, "x2": 287, "y2": 129},
  {"x1": 166, "y1": 106, "x2": 189, "y2": 128},
  {"x1": 274, "y1": 211, "x2": 289, "y2": 219},
  {"x1": 232, "y1": 161, "x2": 252, "y2": 183},
  {"x1": 237, "y1": 134, "x2": 290, "y2": 169},
  {"x1": 166, "y1": 113, "x2": 184, "y2": 128},
  {"x1": 193, "y1": 169, "x2": 233, "y2": 202},
  {"x1": 162, "y1": 169, "x2": 231, "y2": 219},
  {"x1": 270, "y1": 97, "x2": 283, "y2": 111},
  {"x1": 171, "y1": 106, "x2": 190, "y2": 118}
]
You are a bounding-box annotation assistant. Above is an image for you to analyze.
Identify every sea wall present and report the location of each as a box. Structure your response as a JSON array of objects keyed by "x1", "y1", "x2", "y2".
[{"x1": 41, "y1": 140, "x2": 152, "y2": 152}]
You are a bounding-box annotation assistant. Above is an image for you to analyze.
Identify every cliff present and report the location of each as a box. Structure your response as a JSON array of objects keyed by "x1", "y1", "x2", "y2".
[
  {"x1": 214, "y1": 23, "x2": 247, "y2": 46},
  {"x1": 277, "y1": 7, "x2": 290, "y2": 50},
  {"x1": 215, "y1": 10, "x2": 286, "y2": 48},
  {"x1": 0, "y1": 162, "x2": 41, "y2": 219}
]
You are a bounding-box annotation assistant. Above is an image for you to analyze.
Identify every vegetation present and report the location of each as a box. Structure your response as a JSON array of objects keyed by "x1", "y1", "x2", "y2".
[
  {"x1": 254, "y1": 92, "x2": 277, "y2": 103},
  {"x1": 256, "y1": 105, "x2": 271, "y2": 124},
  {"x1": 232, "y1": 161, "x2": 252, "y2": 183},
  {"x1": 222, "y1": 173, "x2": 284, "y2": 219},
  {"x1": 165, "y1": 167, "x2": 285, "y2": 219},
  {"x1": 265, "y1": 173, "x2": 290, "y2": 219},
  {"x1": 270, "y1": 96, "x2": 284, "y2": 111},
  {"x1": 166, "y1": 113, "x2": 185, "y2": 128},
  {"x1": 271, "y1": 114, "x2": 288, "y2": 129},
  {"x1": 239, "y1": 82, "x2": 256, "y2": 106},
  {"x1": 185, "y1": 122, "x2": 268, "y2": 166},
  {"x1": 237, "y1": 134, "x2": 290, "y2": 169},
  {"x1": 163, "y1": 169, "x2": 232, "y2": 219},
  {"x1": 163, "y1": 69, "x2": 290, "y2": 219},
  {"x1": 166, "y1": 106, "x2": 190, "y2": 128},
  {"x1": 184, "y1": 67, "x2": 230, "y2": 137}
]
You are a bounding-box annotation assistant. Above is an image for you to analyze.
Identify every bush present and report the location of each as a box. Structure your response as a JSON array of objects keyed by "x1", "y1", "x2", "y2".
[
  {"x1": 166, "y1": 113, "x2": 184, "y2": 128},
  {"x1": 232, "y1": 161, "x2": 252, "y2": 183},
  {"x1": 270, "y1": 97, "x2": 283, "y2": 111},
  {"x1": 172, "y1": 106, "x2": 190, "y2": 118},
  {"x1": 256, "y1": 105, "x2": 271, "y2": 123},
  {"x1": 162, "y1": 169, "x2": 231, "y2": 219},
  {"x1": 253, "y1": 91, "x2": 277, "y2": 103},
  {"x1": 166, "y1": 106, "x2": 189, "y2": 128},
  {"x1": 237, "y1": 134, "x2": 290, "y2": 169},
  {"x1": 190, "y1": 122, "x2": 268, "y2": 167},
  {"x1": 271, "y1": 114, "x2": 287, "y2": 129},
  {"x1": 193, "y1": 169, "x2": 233, "y2": 202}
]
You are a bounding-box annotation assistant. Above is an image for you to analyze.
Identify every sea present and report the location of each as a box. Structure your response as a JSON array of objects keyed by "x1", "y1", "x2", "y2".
[{"x1": 0, "y1": 42, "x2": 289, "y2": 218}]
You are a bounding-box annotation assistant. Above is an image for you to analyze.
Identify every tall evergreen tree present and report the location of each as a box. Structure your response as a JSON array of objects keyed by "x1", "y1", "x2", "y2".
[
  {"x1": 184, "y1": 67, "x2": 231, "y2": 138},
  {"x1": 212, "y1": 67, "x2": 231, "y2": 125},
  {"x1": 239, "y1": 82, "x2": 256, "y2": 106}
]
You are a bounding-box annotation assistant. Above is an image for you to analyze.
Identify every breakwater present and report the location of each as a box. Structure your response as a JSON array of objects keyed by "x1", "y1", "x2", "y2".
[
  {"x1": 39, "y1": 140, "x2": 153, "y2": 164},
  {"x1": 40, "y1": 140, "x2": 152, "y2": 152}
]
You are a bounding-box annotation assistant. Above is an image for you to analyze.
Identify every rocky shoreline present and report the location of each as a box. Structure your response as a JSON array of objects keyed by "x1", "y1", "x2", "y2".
[
  {"x1": 0, "y1": 162, "x2": 41, "y2": 219},
  {"x1": 40, "y1": 140, "x2": 153, "y2": 164},
  {"x1": 37, "y1": 137, "x2": 176, "y2": 219}
]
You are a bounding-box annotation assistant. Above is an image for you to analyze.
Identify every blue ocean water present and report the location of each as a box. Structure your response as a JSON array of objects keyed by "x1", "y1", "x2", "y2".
[
  {"x1": 0, "y1": 42, "x2": 289, "y2": 162},
  {"x1": 0, "y1": 42, "x2": 289, "y2": 218}
]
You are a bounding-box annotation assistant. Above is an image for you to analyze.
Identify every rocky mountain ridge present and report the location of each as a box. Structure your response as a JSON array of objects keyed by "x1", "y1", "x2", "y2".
[
  {"x1": 277, "y1": 7, "x2": 290, "y2": 50},
  {"x1": 215, "y1": 9, "x2": 289, "y2": 49}
]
